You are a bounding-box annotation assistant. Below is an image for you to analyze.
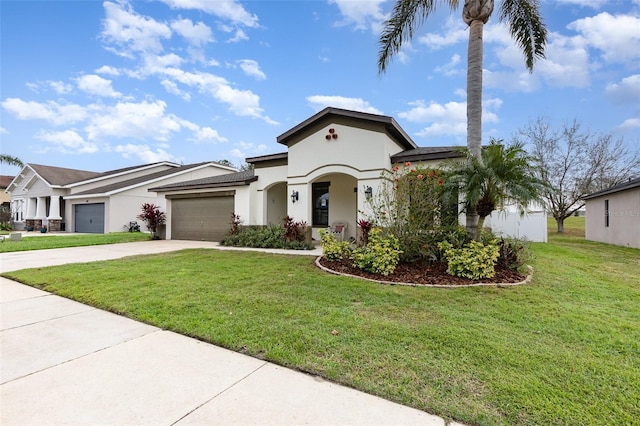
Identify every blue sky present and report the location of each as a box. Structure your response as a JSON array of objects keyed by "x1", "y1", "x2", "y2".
[{"x1": 1, "y1": 0, "x2": 639, "y2": 175}]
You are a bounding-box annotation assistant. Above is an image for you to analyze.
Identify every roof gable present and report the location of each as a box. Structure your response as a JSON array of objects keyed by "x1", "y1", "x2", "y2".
[{"x1": 276, "y1": 107, "x2": 417, "y2": 151}]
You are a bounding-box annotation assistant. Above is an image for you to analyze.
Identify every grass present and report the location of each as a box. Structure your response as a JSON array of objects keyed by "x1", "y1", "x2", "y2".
[
  {"x1": 547, "y1": 215, "x2": 585, "y2": 237},
  {"x1": 3, "y1": 221, "x2": 639, "y2": 425},
  {"x1": 0, "y1": 232, "x2": 151, "y2": 252}
]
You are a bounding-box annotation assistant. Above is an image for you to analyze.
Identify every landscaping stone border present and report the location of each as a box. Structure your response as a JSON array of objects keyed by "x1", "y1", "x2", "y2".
[{"x1": 315, "y1": 257, "x2": 534, "y2": 288}]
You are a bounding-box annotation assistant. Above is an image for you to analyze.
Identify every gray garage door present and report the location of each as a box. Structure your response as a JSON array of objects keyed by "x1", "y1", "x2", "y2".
[
  {"x1": 75, "y1": 203, "x2": 105, "y2": 234},
  {"x1": 171, "y1": 196, "x2": 234, "y2": 241}
]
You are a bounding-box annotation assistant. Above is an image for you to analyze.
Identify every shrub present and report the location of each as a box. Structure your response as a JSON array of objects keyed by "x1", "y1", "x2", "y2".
[
  {"x1": 229, "y1": 213, "x2": 242, "y2": 235},
  {"x1": 352, "y1": 228, "x2": 402, "y2": 276},
  {"x1": 319, "y1": 229, "x2": 352, "y2": 261},
  {"x1": 438, "y1": 240, "x2": 500, "y2": 280},
  {"x1": 221, "y1": 224, "x2": 312, "y2": 250},
  {"x1": 497, "y1": 237, "x2": 532, "y2": 272},
  {"x1": 283, "y1": 215, "x2": 308, "y2": 243},
  {"x1": 357, "y1": 219, "x2": 373, "y2": 246},
  {"x1": 137, "y1": 203, "x2": 166, "y2": 239}
]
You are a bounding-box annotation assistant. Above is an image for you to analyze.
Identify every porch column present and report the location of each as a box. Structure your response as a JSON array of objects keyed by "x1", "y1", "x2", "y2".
[
  {"x1": 25, "y1": 197, "x2": 36, "y2": 219},
  {"x1": 36, "y1": 197, "x2": 47, "y2": 219},
  {"x1": 47, "y1": 195, "x2": 62, "y2": 220}
]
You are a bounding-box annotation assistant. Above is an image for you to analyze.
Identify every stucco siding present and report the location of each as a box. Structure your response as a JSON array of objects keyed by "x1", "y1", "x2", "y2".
[{"x1": 585, "y1": 188, "x2": 640, "y2": 248}]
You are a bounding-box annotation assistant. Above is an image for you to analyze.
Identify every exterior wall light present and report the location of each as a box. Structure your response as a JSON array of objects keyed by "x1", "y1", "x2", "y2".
[
  {"x1": 364, "y1": 186, "x2": 373, "y2": 199},
  {"x1": 291, "y1": 190, "x2": 299, "y2": 203}
]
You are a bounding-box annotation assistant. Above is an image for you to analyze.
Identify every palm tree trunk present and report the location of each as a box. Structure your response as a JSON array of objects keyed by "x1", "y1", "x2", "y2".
[
  {"x1": 467, "y1": 19, "x2": 484, "y2": 161},
  {"x1": 465, "y1": 18, "x2": 485, "y2": 239},
  {"x1": 476, "y1": 214, "x2": 487, "y2": 240}
]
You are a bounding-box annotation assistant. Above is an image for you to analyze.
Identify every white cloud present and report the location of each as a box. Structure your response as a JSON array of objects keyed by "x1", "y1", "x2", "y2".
[
  {"x1": 568, "y1": 12, "x2": 640, "y2": 65},
  {"x1": 95, "y1": 65, "x2": 121, "y2": 76},
  {"x1": 160, "y1": 79, "x2": 191, "y2": 100},
  {"x1": 238, "y1": 59, "x2": 266, "y2": 80},
  {"x1": 329, "y1": 0, "x2": 388, "y2": 33},
  {"x1": 76, "y1": 74, "x2": 122, "y2": 98},
  {"x1": 35, "y1": 129, "x2": 99, "y2": 154},
  {"x1": 115, "y1": 143, "x2": 176, "y2": 163},
  {"x1": 1, "y1": 98, "x2": 87, "y2": 125},
  {"x1": 400, "y1": 97, "x2": 501, "y2": 137},
  {"x1": 227, "y1": 29, "x2": 249, "y2": 43},
  {"x1": 193, "y1": 126, "x2": 228, "y2": 143},
  {"x1": 556, "y1": 0, "x2": 613, "y2": 9},
  {"x1": 306, "y1": 95, "x2": 383, "y2": 115},
  {"x1": 101, "y1": 1, "x2": 171, "y2": 54},
  {"x1": 418, "y1": 17, "x2": 467, "y2": 50},
  {"x1": 170, "y1": 18, "x2": 213, "y2": 45},
  {"x1": 158, "y1": 0, "x2": 259, "y2": 28},
  {"x1": 228, "y1": 141, "x2": 267, "y2": 159},
  {"x1": 434, "y1": 54, "x2": 462, "y2": 76},
  {"x1": 616, "y1": 117, "x2": 640, "y2": 132},
  {"x1": 84, "y1": 100, "x2": 183, "y2": 142},
  {"x1": 49, "y1": 81, "x2": 73, "y2": 95},
  {"x1": 605, "y1": 74, "x2": 640, "y2": 104},
  {"x1": 0, "y1": 127, "x2": 7, "y2": 134}
]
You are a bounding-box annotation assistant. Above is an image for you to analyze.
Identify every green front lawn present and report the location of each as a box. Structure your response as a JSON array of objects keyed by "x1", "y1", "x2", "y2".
[
  {"x1": 0, "y1": 232, "x2": 151, "y2": 252},
  {"x1": 3, "y1": 228, "x2": 638, "y2": 425}
]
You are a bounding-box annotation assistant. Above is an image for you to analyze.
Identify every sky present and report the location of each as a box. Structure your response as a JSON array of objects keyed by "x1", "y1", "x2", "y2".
[{"x1": 1, "y1": 0, "x2": 639, "y2": 176}]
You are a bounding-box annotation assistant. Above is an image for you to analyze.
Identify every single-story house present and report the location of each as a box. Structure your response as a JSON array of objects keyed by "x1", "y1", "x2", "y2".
[
  {"x1": 150, "y1": 107, "x2": 547, "y2": 242},
  {"x1": 6, "y1": 161, "x2": 236, "y2": 233},
  {"x1": 583, "y1": 177, "x2": 640, "y2": 248}
]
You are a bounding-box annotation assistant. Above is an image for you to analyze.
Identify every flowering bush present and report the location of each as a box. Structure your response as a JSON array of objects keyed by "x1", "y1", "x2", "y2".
[
  {"x1": 319, "y1": 229, "x2": 352, "y2": 261},
  {"x1": 438, "y1": 240, "x2": 500, "y2": 279},
  {"x1": 352, "y1": 228, "x2": 402, "y2": 276},
  {"x1": 363, "y1": 164, "x2": 454, "y2": 262}
]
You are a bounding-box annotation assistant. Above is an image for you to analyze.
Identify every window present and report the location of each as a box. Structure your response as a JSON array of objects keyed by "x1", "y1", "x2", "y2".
[
  {"x1": 605, "y1": 199, "x2": 609, "y2": 227},
  {"x1": 312, "y1": 182, "x2": 330, "y2": 226}
]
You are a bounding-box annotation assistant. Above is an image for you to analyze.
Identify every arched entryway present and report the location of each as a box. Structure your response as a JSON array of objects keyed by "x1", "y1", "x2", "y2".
[
  {"x1": 265, "y1": 182, "x2": 287, "y2": 225},
  {"x1": 310, "y1": 173, "x2": 358, "y2": 241}
]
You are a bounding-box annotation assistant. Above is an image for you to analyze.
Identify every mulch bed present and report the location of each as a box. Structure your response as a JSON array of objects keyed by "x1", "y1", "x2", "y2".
[{"x1": 317, "y1": 258, "x2": 527, "y2": 286}]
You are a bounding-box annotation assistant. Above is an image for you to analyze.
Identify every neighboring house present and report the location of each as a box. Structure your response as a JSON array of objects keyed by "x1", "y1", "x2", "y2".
[
  {"x1": 583, "y1": 177, "x2": 640, "y2": 249},
  {"x1": 7, "y1": 161, "x2": 236, "y2": 233},
  {"x1": 150, "y1": 107, "x2": 547, "y2": 242},
  {"x1": 0, "y1": 175, "x2": 13, "y2": 205}
]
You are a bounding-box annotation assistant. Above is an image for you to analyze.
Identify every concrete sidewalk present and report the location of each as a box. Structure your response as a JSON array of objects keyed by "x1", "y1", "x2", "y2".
[{"x1": 1, "y1": 240, "x2": 458, "y2": 425}]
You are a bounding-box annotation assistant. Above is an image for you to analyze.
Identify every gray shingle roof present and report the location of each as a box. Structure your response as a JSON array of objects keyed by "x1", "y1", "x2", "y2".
[
  {"x1": 29, "y1": 164, "x2": 102, "y2": 186},
  {"x1": 70, "y1": 162, "x2": 213, "y2": 196},
  {"x1": 582, "y1": 177, "x2": 640, "y2": 200},
  {"x1": 391, "y1": 146, "x2": 465, "y2": 163},
  {"x1": 149, "y1": 169, "x2": 257, "y2": 192}
]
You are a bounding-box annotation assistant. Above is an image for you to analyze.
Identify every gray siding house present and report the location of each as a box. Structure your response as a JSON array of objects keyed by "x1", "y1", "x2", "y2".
[{"x1": 583, "y1": 177, "x2": 640, "y2": 249}]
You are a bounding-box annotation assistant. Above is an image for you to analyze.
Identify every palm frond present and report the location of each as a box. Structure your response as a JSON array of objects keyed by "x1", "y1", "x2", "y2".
[
  {"x1": 499, "y1": 0, "x2": 547, "y2": 71},
  {"x1": 378, "y1": 0, "x2": 459, "y2": 73}
]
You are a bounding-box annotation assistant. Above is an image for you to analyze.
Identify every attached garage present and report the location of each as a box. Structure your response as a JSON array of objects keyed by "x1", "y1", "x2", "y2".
[
  {"x1": 75, "y1": 203, "x2": 105, "y2": 233},
  {"x1": 170, "y1": 193, "x2": 234, "y2": 241}
]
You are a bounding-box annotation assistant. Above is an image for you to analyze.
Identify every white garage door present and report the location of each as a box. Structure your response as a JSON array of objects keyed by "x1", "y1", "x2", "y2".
[{"x1": 171, "y1": 195, "x2": 234, "y2": 241}]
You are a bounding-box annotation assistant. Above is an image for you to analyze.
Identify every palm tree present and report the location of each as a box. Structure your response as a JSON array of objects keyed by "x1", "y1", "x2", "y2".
[
  {"x1": 0, "y1": 154, "x2": 24, "y2": 168},
  {"x1": 443, "y1": 138, "x2": 546, "y2": 239},
  {"x1": 378, "y1": 0, "x2": 547, "y2": 235}
]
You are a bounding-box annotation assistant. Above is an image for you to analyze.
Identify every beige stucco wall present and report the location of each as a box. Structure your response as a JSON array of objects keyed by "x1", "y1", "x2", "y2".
[{"x1": 585, "y1": 188, "x2": 640, "y2": 249}]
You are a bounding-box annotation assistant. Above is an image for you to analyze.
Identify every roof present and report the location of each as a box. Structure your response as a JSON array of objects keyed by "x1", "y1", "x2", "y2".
[
  {"x1": 149, "y1": 169, "x2": 257, "y2": 192},
  {"x1": 582, "y1": 177, "x2": 640, "y2": 200},
  {"x1": 29, "y1": 164, "x2": 102, "y2": 186},
  {"x1": 246, "y1": 152, "x2": 288, "y2": 164},
  {"x1": 0, "y1": 175, "x2": 15, "y2": 189},
  {"x1": 276, "y1": 107, "x2": 417, "y2": 151},
  {"x1": 391, "y1": 146, "x2": 465, "y2": 163},
  {"x1": 69, "y1": 162, "x2": 219, "y2": 196}
]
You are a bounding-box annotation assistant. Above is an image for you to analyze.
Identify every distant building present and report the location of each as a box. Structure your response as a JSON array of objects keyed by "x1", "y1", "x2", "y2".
[{"x1": 583, "y1": 177, "x2": 640, "y2": 249}]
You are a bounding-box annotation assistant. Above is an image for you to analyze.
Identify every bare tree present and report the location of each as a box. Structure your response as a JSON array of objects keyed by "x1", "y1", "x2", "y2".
[{"x1": 514, "y1": 117, "x2": 640, "y2": 232}]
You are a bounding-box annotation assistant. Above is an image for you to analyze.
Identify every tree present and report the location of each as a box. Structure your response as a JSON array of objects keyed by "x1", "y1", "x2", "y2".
[
  {"x1": 443, "y1": 138, "x2": 545, "y2": 239},
  {"x1": 378, "y1": 0, "x2": 547, "y2": 236},
  {"x1": 514, "y1": 117, "x2": 640, "y2": 233},
  {"x1": 137, "y1": 203, "x2": 166, "y2": 239},
  {"x1": 0, "y1": 154, "x2": 24, "y2": 168}
]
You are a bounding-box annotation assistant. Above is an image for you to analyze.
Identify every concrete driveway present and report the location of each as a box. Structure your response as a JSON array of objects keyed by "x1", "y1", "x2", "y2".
[{"x1": 1, "y1": 240, "x2": 458, "y2": 425}]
